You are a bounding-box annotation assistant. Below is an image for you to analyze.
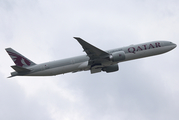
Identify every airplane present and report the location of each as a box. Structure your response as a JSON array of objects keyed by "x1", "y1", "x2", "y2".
[{"x1": 6, "y1": 37, "x2": 177, "y2": 78}]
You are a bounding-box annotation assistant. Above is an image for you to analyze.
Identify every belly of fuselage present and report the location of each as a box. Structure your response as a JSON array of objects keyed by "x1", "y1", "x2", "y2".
[{"x1": 26, "y1": 62, "x2": 89, "y2": 76}]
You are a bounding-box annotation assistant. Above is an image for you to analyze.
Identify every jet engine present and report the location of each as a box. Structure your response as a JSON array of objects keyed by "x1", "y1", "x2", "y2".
[
  {"x1": 110, "y1": 51, "x2": 125, "y2": 62},
  {"x1": 102, "y1": 64, "x2": 119, "y2": 73}
]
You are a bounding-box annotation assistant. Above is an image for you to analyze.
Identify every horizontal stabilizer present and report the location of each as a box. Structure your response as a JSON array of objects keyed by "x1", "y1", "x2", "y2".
[
  {"x1": 11, "y1": 65, "x2": 31, "y2": 73},
  {"x1": 8, "y1": 75, "x2": 15, "y2": 78}
]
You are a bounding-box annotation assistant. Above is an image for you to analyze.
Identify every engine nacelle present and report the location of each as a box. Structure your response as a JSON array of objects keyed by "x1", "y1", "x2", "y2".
[
  {"x1": 102, "y1": 64, "x2": 119, "y2": 73},
  {"x1": 110, "y1": 51, "x2": 125, "y2": 62}
]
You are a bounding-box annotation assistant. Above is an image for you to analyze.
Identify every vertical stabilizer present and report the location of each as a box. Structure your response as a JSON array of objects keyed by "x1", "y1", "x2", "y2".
[{"x1": 5, "y1": 48, "x2": 36, "y2": 67}]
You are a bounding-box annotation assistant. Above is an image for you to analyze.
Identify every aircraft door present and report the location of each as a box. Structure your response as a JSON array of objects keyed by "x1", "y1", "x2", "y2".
[
  {"x1": 71, "y1": 59, "x2": 75, "y2": 64},
  {"x1": 41, "y1": 64, "x2": 49, "y2": 70}
]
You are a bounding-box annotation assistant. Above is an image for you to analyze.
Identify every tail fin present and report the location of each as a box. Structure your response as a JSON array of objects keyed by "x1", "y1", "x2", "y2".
[{"x1": 5, "y1": 48, "x2": 36, "y2": 67}]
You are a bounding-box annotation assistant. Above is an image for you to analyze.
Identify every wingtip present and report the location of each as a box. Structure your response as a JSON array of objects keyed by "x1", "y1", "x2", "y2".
[
  {"x1": 73, "y1": 37, "x2": 81, "y2": 39},
  {"x1": 74, "y1": 37, "x2": 84, "y2": 42}
]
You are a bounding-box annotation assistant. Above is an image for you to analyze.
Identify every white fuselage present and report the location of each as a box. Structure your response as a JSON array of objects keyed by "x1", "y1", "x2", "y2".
[{"x1": 12, "y1": 41, "x2": 176, "y2": 76}]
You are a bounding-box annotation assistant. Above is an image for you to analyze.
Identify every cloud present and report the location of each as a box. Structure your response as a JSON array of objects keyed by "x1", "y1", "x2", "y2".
[{"x1": 0, "y1": 74, "x2": 51, "y2": 120}]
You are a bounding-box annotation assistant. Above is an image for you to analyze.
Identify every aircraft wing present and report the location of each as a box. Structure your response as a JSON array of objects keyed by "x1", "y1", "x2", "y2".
[{"x1": 74, "y1": 37, "x2": 109, "y2": 60}]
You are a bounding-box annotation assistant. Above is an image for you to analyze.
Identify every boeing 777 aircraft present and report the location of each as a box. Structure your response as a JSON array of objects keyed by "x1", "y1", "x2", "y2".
[{"x1": 6, "y1": 37, "x2": 176, "y2": 78}]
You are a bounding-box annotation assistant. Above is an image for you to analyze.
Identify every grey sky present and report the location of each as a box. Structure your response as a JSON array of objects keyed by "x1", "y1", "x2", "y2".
[{"x1": 0, "y1": 0, "x2": 179, "y2": 120}]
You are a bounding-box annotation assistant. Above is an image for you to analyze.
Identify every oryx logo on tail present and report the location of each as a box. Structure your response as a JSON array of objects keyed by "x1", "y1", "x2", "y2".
[
  {"x1": 7, "y1": 51, "x2": 31, "y2": 67},
  {"x1": 5, "y1": 48, "x2": 36, "y2": 67}
]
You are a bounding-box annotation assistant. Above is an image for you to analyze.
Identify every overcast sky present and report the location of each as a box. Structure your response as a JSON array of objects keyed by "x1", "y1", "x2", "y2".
[{"x1": 0, "y1": 0, "x2": 179, "y2": 120}]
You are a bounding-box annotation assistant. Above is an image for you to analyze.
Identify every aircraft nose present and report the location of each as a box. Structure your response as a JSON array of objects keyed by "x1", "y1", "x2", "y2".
[
  {"x1": 173, "y1": 43, "x2": 177, "y2": 48},
  {"x1": 165, "y1": 41, "x2": 177, "y2": 50},
  {"x1": 171, "y1": 42, "x2": 177, "y2": 49}
]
